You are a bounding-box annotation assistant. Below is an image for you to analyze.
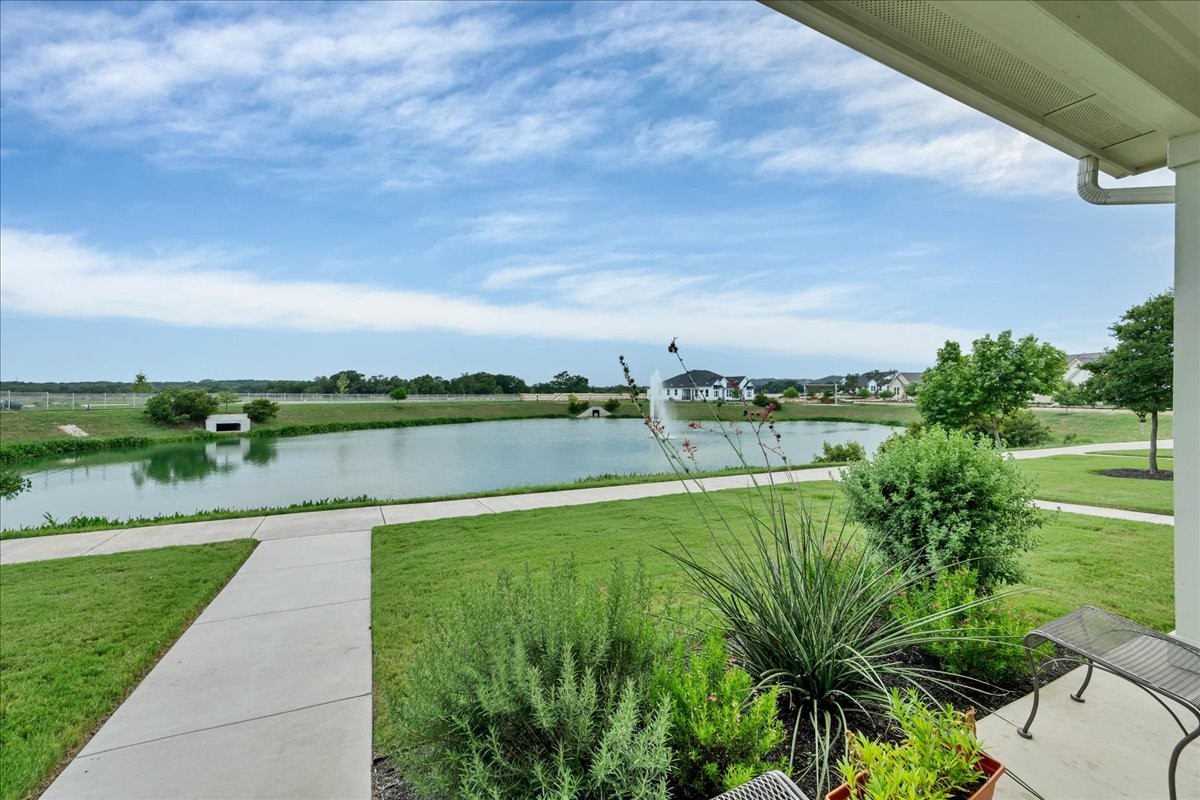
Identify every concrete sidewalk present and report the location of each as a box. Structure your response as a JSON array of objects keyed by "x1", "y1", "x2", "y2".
[{"x1": 41, "y1": 521, "x2": 374, "y2": 800}]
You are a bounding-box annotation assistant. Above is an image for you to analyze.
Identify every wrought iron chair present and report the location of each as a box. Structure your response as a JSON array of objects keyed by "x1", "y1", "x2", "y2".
[{"x1": 711, "y1": 770, "x2": 810, "y2": 799}]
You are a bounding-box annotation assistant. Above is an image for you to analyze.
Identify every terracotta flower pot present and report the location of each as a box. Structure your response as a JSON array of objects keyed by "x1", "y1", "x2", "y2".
[{"x1": 825, "y1": 753, "x2": 1005, "y2": 800}]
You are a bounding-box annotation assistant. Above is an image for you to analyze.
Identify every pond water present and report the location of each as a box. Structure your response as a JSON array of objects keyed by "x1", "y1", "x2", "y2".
[{"x1": 1, "y1": 419, "x2": 900, "y2": 529}]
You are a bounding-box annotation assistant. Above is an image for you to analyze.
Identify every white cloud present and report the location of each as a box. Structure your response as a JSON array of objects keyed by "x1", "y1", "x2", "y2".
[
  {"x1": 482, "y1": 264, "x2": 576, "y2": 290},
  {"x1": 0, "y1": 0, "x2": 1087, "y2": 196},
  {"x1": 0, "y1": 227, "x2": 976, "y2": 363}
]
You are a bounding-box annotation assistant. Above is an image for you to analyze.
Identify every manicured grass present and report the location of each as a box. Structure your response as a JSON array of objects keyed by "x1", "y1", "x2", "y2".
[
  {"x1": 1014, "y1": 513, "x2": 1174, "y2": 632},
  {"x1": 0, "y1": 541, "x2": 255, "y2": 800},
  {"x1": 0, "y1": 401, "x2": 575, "y2": 448},
  {"x1": 1019, "y1": 455, "x2": 1174, "y2": 514},
  {"x1": 1032, "y1": 409, "x2": 1172, "y2": 445},
  {"x1": 371, "y1": 485, "x2": 1173, "y2": 749}
]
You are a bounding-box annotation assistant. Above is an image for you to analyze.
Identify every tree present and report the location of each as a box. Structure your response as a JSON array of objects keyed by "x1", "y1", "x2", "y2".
[
  {"x1": 1051, "y1": 381, "x2": 1087, "y2": 411},
  {"x1": 214, "y1": 389, "x2": 241, "y2": 412},
  {"x1": 1083, "y1": 289, "x2": 1173, "y2": 474},
  {"x1": 389, "y1": 387, "x2": 409, "y2": 403},
  {"x1": 537, "y1": 371, "x2": 590, "y2": 393},
  {"x1": 243, "y1": 398, "x2": 279, "y2": 423},
  {"x1": 335, "y1": 374, "x2": 351, "y2": 395},
  {"x1": 781, "y1": 386, "x2": 799, "y2": 399},
  {"x1": 132, "y1": 371, "x2": 153, "y2": 394},
  {"x1": 144, "y1": 389, "x2": 219, "y2": 426},
  {"x1": 918, "y1": 331, "x2": 1066, "y2": 447}
]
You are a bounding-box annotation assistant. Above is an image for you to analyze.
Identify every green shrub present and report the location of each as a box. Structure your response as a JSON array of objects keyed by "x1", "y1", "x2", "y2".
[
  {"x1": 752, "y1": 391, "x2": 771, "y2": 407},
  {"x1": 811, "y1": 440, "x2": 866, "y2": 464},
  {"x1": 391, "y1": 560, "x2": 672, "y2": 799},
  {"x1": 837, "y1": 690, "x2": 986, "y2": 800},
  {"x1": 840, "y1": 426, "x2": 1041, "y2": 592},
  {"x1": 604, "y1": 397, "x2": 621, "y2": 413},
  {"x1": 890, "y1": 569, "x2": 1045, "y2": 684},
  {"x1": 651, "y1": 634, "x2": 785, "y2": 796},
  {"x1": 987, "y1": 409, "x2": 1052, "y2": 447},
  {"x1": 782, "y1": 386, "x2": 800, "y2": 399},
  {"x1": 242, "y1": 399, "x2": 280, "y2": 423},
  {"x1": 566, "y1": 394, "x2": 590, "y2": 414},
  {"x1": 856, "y1": 388, "x2": 871, "y2": 399},
  {"x1": 388, "y1": 387, "x2": 408, "y2": 402},
  {"x1": 878, "y1": 390, "x2": 894, "y2": 399},
  {"x1": 144, "y1": 389, "x2": 219, "y2": 426}
]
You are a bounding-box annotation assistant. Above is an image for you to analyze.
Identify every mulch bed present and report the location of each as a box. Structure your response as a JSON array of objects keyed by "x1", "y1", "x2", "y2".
[
  {"x1": 372, "y1": 645, "x2": 1079, "y2": 800},
  {"x1": 1098, "y1": 468, "x2": 1173, "y2": 481}
]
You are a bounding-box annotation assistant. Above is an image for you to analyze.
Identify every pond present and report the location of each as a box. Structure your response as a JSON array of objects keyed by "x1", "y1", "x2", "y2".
[{"x1": 1, "y1": 419, "x2": 901, "y2": 529}]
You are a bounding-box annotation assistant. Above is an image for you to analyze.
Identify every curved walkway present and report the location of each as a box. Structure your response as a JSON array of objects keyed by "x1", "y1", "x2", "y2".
[{"x1": 4, "y1": 439, "x2": 1173, "y2": 799}]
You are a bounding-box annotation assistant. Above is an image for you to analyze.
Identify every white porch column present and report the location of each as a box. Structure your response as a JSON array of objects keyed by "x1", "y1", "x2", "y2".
[{"x1": 1170, "y1": 132, "x2": 1200, "y2": 646}]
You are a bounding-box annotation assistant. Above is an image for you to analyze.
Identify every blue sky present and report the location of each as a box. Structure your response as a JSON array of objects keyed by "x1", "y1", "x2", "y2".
[{"x1": 0, "y1": 1, "x2": 1175, "y2": 386}]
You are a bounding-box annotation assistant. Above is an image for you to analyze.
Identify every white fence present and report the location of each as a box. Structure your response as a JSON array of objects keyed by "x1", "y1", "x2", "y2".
[{"x1": 0, "y1": 391, "x2": 620, "y2": 410}]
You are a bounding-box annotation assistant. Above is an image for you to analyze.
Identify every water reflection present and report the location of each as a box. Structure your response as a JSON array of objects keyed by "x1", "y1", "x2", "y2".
[{"x1": 129, "y1": 437, "x2": 278, "y2": 486}]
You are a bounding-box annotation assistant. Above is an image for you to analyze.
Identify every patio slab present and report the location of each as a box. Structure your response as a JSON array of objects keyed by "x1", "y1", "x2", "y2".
[
  {"x1": 239, "y1": 529, "x2": 370, "y2": 573},
  {"x1": 978, "y1": 667, "x2": 1200, "y2": 799},
  {"x1": 254, "y1": 506, "x2": 384, "y2": 540},
  {"x1": 79, "y1": 599, "x2": 370, "y2": 755},
  {"x1": 42, "y1": 694, "x2": 370, "y2": 800},
  {"x1": 195, "y1": 558, "x2": 369, "y2": 623}
]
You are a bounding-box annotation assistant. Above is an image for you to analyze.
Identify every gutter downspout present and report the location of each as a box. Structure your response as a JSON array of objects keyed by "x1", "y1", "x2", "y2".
[{"x1": 1077, "y1": 156, "x2": 1175, "y2": 205}]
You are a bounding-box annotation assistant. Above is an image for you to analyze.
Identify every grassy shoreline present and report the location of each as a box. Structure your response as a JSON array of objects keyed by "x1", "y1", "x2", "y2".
[{"x1": 0, "y1": 462, "x2": 834, "y2": 540}]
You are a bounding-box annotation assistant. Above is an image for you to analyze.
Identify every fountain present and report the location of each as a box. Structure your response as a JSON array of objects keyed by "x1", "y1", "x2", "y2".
[{"x1": 647, "y1": 369, "x2": 678, "y2": 439}]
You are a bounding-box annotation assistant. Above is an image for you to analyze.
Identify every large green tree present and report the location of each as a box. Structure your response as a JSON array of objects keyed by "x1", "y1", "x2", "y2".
[
  {"x1": 1084, "y1": 289, "x2": 1174, "y2": 474},
  {"x1": 918, "y1": 331, "x2": 1066, "y2": 447}
]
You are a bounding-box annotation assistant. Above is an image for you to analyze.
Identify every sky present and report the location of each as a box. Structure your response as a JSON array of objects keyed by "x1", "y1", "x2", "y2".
[{"x1": 0, "y1": 0, "x2": 1176, "y2": 387}]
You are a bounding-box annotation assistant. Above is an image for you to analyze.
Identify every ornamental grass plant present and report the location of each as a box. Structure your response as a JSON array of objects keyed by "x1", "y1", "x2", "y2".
[{"x1": 620, "y1": 350, "x2": 1009, "y2": 796}]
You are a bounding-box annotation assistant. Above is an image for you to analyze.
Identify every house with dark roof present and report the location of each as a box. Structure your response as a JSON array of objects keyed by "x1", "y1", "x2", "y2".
[
  {"x1": 885, "y1": 371, "x2": 924, "y2": 400},
  {"x1": 660, "y1": 370, "x2": 756, "y2": 402},
  {"x1": 1064, "y1": 352, "x2": 1104, "y2": 385}
]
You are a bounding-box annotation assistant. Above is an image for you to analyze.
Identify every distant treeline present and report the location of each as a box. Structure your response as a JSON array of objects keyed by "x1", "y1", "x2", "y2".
[
  {"x1": 3, "y1": 368, "x2": 911, "y2": 396},
  {"x1": 1, "y1": 369, "x2": 625, "y2": 396}
]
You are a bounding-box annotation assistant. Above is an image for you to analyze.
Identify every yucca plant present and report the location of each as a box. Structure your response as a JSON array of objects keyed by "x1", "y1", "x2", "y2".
[{"x1": 621, "y1": 349, "x2": 1014, "y2": 794}]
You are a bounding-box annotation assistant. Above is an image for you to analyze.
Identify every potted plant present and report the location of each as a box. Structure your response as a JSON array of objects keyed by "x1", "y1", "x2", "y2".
[{"x1": 827, "y1": 689, "x2": 1005, "y2": 800}]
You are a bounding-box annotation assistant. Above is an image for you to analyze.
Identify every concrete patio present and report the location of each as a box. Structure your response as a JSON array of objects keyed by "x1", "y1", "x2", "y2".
[{"x1": 979, "y1": 667, "x2": 1200, "y2": 799}]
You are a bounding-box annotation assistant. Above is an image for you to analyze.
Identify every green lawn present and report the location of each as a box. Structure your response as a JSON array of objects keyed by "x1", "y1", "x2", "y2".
[
  {"x1": 0, "y1": 541, "x2": 255, "y2": 800},
  {"x1": 372, "y1": 485, "x2": 1174, "y2": 749},
  {"x1": 1032, "y1": 409, "x2": 1172, "y2": 445},
  {"x1": 1013, "y1": 513, "x2": 1174, "y2": 632},
  {"x1": 1020, "y1": 455, "x2": 1174, "y2": 514}
]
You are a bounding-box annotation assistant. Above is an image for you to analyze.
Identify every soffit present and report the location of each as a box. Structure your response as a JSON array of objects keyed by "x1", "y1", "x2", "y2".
[{"x1": 762, "y1": 0, "x2": 1200, "y2": 177}]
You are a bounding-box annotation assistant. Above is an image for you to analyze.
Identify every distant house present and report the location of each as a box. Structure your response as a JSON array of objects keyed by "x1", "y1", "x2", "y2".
[
  {"x1": 1064, "y1": 352, "x2": 1104, "y2": 385},
  {"x1": 661, "y1": 370, "x2": 756, "y2": 401},
  {"x1": 885, "y1": 371, "x2": 923, "y2": 400},
  {"x1": 866, "y1": 378, "x2": 880, "y2": 395}
]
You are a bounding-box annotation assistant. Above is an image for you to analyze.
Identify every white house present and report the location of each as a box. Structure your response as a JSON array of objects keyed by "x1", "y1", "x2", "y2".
[
  {"x1": 661, "y1": 370, "x2": 756, "y2": 402},
  {"x1": 885, "y1": 372, "x2": 923, "y2": 401},
  {"x1": 1064, "y1": 352, "x2": 1104, "y2": 385}
]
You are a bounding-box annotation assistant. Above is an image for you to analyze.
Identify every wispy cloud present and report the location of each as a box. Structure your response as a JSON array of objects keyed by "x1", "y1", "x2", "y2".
[
  {"x1": 1, "y1": 227, "x2": 976, "y2": 363},
  {"x1": 0, "y1": 1, "x2": 1090, "y2": 196}
]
